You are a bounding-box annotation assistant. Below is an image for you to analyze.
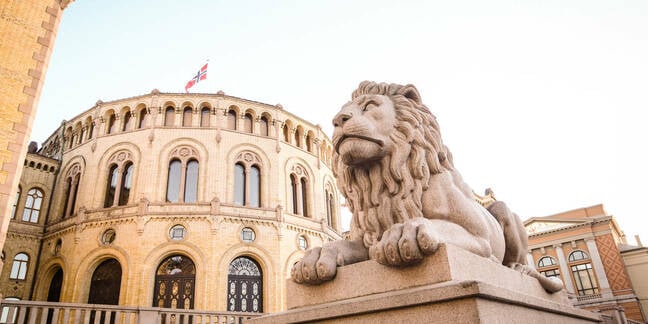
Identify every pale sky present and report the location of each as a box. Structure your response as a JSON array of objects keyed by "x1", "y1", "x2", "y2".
[{"x1": 33, "y1": 1, "x2": 648, "y2": 244}]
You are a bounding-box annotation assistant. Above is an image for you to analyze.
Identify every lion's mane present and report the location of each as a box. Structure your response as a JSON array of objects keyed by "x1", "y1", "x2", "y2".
[{"x1": 333, "y1": 81, "x2": 454, "y2": 248}]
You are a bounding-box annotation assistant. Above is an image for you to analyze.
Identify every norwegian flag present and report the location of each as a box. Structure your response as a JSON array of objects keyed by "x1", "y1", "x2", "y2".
[{"x1": 184, "y1": 63, "x2": 208, "y2": 92}]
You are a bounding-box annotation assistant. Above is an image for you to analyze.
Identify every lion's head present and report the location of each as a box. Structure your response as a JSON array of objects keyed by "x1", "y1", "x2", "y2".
[{"x1": 332, "y1": 81, "x2": 454, "y2": 248}]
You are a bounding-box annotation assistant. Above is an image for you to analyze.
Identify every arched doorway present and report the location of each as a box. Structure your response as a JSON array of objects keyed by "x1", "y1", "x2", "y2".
[
  {"x1": 88, "y1": 259, "x2": 121, "y2": 305},
  {"x1": 47, "y1": 267, "x2": 63, "y2": 302},
  {"x1": 227, "y1": 256, "x2": 263, "y2": 313},
  {"x1": 153, "y1": 255, "x2": 196, "y2": 309}
]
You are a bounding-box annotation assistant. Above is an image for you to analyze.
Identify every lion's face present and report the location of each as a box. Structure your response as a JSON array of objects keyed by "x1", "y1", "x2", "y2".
[{"x1": 332, "y1": 94, "x2": 396, "y2": 166}]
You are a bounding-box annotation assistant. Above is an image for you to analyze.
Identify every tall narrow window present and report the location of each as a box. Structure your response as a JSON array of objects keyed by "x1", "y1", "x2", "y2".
[
  {"x1": 22, "y1": 188, "x2": 43, "y2": 223},
  {"x1": 306, "y1": 134, "x2": 313, "y2": 152},
  {"x1": 233, "y1": 152, "x2": 262, "y2": 207},
  {"x1": 300, "y1": 178, "x2": 309, "y2": 217},
  {"x1": 243, "y1": 113, "x2": 253, "y2": 133},
  {"x1": 227, "y1": 110, "x2": 237, "y2": 130},
  {"x1": 183, "y1": 107, "x2": 193, "y2": 127},
  {"x1": 78, "y1": 128, "x2": 85, "y2": 144},
  {"x1": 104, "y1": 165, "x2": 118, "y2": 207},
  {"x1": 107, "y1": 114, "x2": 117, "y2": 134},
  {"x1": 294, "y1": 129, "x2": 301, "y2": 147},
  {"x1": 164, "y1": 107, "x2": 175, "y2": 127},
  {"x1": 234, "y1": 163, "x2": 245, "y2": 205},
  {"x1": 283, "y1": 125, "x2": 289, "y2": 142},
  {"x1": 166, "y1": 160, "x2": 181, "y2": 203},
  {"x1": 568, "y1": 250, "x2": 599, "y2": 296},
  {"x1": 87, "y1": 122, "x2": 94, "y2": 139},
  {"x1": 138, "y1": 109, "x2": 148, "y2": 129},
  {"x1": 291, "y1": 175, "x2": 298, "y2": 214},
  {"x1": 325, "y1": 190, "x2": 334, "y2": 226},
  {"x1": 118, "y1": 163, "x2": 133, "y2": 205},
  {"x1": 184, "y1": 160, "x2": 198, "y2": 203},
  {"x1": 289, "y1": 166, "x2": 309, "y2": 216},
  {"x1": 259, "y1": 116, "x2": 268, "y2": 136},
  {"x1": 104, "y1": 152, "x2": 135, "y2": 208},
  {"x1": 166, "y1": 147, "x2": 200, "y2": 203},
  {"x1": 67, "y1": 174, "x2": 80, "y2": 216},
  {"x1": 9, "y1": 253, "x2": 29, "y2": 280},
  {"x1": 200, "y1": 107, "x2": 210, "y2": 127},
  {"x1": 250, "y1": 166, "x2": 260, "y2": 207},
  {"x1": 122, "y1": 111, "x2": 133, "y2": 131},
  {"x1": 11, "y1": 187, "x2": 20, "y2": 219}
]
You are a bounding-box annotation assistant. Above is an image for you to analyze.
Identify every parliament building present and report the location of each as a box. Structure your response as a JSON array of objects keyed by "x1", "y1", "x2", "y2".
[{"x1": 0, "y1": 90, "x2": 342, "y2": 314}]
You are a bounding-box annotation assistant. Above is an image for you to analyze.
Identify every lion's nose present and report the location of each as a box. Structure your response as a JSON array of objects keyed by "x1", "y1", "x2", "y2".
[{"x1": 333, "y1": 112, "x2": 352, "y2": 127}]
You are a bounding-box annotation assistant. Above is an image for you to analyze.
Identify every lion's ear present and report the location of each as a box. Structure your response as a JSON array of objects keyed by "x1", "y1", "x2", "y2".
[{"x1": 399, "y1": 84, "x2": 422, "y2": 104}]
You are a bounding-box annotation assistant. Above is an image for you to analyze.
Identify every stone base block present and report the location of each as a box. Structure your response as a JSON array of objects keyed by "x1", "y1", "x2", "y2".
[{"x1": 250, "y1": 244, "x2": 600, "y2": 323}]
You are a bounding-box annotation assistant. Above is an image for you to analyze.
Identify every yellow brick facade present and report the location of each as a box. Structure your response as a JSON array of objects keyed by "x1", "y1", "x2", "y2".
[
  {"x1": 0, "y1": 91, "x2": 342, "y2": 314},
  {"x1": 0, "y1": 0, "x2": 71, "y2": 278}
]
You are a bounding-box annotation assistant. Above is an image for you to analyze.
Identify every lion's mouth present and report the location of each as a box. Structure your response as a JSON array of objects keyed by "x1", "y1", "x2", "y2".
[{"x1": 334, "y1": 134, "x2": 384, "y2": 153}]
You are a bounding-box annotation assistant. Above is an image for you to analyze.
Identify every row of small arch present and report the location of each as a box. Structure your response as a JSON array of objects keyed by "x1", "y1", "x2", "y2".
[{"x1": 24, "y1": 159, "x2": 56, "y2": 173}]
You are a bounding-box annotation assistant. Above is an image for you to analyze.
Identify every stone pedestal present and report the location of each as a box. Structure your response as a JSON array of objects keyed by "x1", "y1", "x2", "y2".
[{"x1": 250, "y1": 244, "x2": 601, "y2": 323}]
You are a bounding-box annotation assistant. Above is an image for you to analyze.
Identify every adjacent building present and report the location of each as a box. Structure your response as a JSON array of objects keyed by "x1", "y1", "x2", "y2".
[
  {"x1": 525, "y1": 204, "x2": 646, "y2": 322},
  {"x1": 0, "y1": 90, "x2": 342, "y2": 314}
]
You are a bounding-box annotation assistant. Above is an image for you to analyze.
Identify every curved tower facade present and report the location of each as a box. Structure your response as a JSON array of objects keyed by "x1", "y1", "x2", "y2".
[{"x1": 1, "y1": 90, "x2": 341, "y2": 314}]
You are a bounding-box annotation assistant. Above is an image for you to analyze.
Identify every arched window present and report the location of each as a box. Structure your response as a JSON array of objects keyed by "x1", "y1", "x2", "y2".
[
  {"x1": 63, "y1": 164, "x2": 82, "y2": 218},
  {"x1": 306, "y1": 133, "x2": 313, "y2": 152},
  {"x1": 259, "y1": 116, "x2": 269, "y2": 136},
  {"x1": 234, "y1": 163, "x2": 245, "y2": 205},
  {"x1": 183, "y1": 107, "x2": 193, "y2": 127},
  {"x1": 325, "y1": 188, "x2": 335, "y2": 226},
  {"x1": 228, "y1": 256, "x2": 263, "y2": 313},
  {"x1": 282, "y1": 124, "x2": 289, "y2": 142},
  {"x1": 538, "y1": 256, "x2": 557, "y2": 267},
  {"x1": 78, "y1": 128, "x2": 85, "y2": 144},
  {"x1": 537, "y1": 256, "x2": 561, "y2": 280},
  {"x1": 118, "y1": 162, "x2": 133, "y2": 205},
  {"x1": 227, "y1": 110, "x2": 237, "y2": 130},
  {"x1": 87, "y1": 122, "x2": 94, "y2": 139},
  {"x1": 122, "y1": 111, "x2": 133, "y2": 131},
  {"x1": 167, "y1": 159, "x2": 181, "y2": 203},
  {"x1": 233, "y1": 152, "x2": 262, "y2": 207},
  {"x1": 104, "y1": 165, "x2": 118, "y2": 207},
  {"x1": 243, "y1": 113, "x2": 253, "y2": 133},
  {"x1": 290, "y1": 175, "x2": 298, "y2": 214},
  {"x1": 250, "y1": 166, "x2": 260, "y2": 207},
  {"x1": 568, "y1": 250, "x2": 599, "y2": 296},
  {"x1": 164, "y1": 107, "x2": 175, "y2": 127},
  {"x1": 568, "y1": 250, "x2": 589, "y2": 262},
  {"x1": 138, "y1": 109, "x2": 148, "y2": 129},
  {"x1": 9, "y1": 253, "x2": 28, "y2": 280},
  {"x1": 166, "y1": 146, "x2": 200, "y2": 203},
  {"x1": 10, "y1": 186, "x2": 20, "y2": 219},
  {"x1": 154, "y1": 255, "x2": 195, "y2": 310},
  {"x1": 107, "y1": 114, "x2": 117, "y2": 134},
  {"x1": 300, "y1": 178, "x2": 309, "y2": 217},
  {"x1": 104, "y1": 151, "x2": 135, "y2": 207},
  {"x1": 22, "y1": 188, "x2": 43, "y2": 223},
  {"x1": 184, "y1": 160, "x2": 198, "y2": 203},
  {"x1": 294, "y1": 128, "x2": 301, "y2": 147},
  {"x1": 200, "y1": 107, "x2": 210, "y2": 127},
  {"x1": 289, "y1": 165, "x2": 310, "y2": 216}
]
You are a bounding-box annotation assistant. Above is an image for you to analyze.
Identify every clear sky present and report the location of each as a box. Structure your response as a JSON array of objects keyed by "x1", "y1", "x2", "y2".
[{"x1": 33, "y1": 1, "x2": 648, "y2": 244}]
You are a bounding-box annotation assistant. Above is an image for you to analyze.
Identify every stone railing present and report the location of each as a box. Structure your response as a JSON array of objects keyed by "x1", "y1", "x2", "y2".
[
  {"x1": 0, "y1": 299, "x2": 260, "y2": 324},
  {"x1": 575, "y1": 293, "x2": 602, "y2": 302}
]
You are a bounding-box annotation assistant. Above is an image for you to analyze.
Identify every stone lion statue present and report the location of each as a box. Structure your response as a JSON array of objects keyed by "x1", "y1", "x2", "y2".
[{"x1": 291, "y1": 81, "x2": 562, "y2": 293}]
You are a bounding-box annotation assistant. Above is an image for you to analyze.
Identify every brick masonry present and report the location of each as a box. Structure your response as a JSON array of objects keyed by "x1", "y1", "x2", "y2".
[{"x1": 0, "y1": 0, "x2": 69, "y2": 277}]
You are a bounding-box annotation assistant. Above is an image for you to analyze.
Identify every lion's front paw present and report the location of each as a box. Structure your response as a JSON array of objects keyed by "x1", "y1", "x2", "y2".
[
  {"x1": 291, "y1": 246, "x2": 338, "y2": 284},
  {"x1": 370, "y1": 219, "x2": 440, "y2": 266}
]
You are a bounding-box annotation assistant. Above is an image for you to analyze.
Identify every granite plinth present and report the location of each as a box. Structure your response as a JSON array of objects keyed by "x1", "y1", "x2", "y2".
[{"x1": 249, "y1": 244, "x2": 601, "y2": 323}]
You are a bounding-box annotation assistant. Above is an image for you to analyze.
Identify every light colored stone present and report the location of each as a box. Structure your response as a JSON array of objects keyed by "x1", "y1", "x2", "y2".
[
  {"x1": 252, "y1": 244, "x2": 600, "y2": 323},
  {"x1": 291, "y1": 81, "x2": 562, "y2": 294}
]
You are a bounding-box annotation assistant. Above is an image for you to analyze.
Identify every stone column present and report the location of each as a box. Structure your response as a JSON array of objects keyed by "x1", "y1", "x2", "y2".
[
  {"x1": 554, "y1": 244, "x2": 575, "y2": 294},
  {"x1": 585, "y1": 237, "x2": 613, "y2": 297}
]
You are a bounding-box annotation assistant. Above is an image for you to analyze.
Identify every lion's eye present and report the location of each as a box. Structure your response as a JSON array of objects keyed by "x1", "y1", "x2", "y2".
[{"x1": 363, "y1": 102, "x2": 378, "y2": 112}]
